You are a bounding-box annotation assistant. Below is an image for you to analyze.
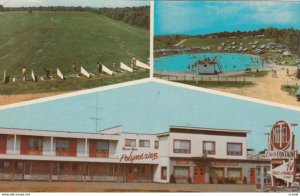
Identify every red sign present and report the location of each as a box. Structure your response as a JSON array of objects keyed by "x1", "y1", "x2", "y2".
[
  {"x1": 211, "y1": 162, "x2": 239, "y2": 167},
  {"x1": 271, "y1": 160, "x2": 284, "y2": 165},
  {"x1": 270, "y1": 121, "x2": 291, "y2": 151},
  {"x1": 176, "y1": 160, "x2": 189, "y2": 164},
  {"x1": 120, "y1": 152, "x2": 158, "y2": 163}
]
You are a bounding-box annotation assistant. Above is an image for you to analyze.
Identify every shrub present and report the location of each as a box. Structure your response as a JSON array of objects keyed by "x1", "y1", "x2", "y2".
[{"x1": 170, "y1": 174, "x2": 176, "y2": 184}]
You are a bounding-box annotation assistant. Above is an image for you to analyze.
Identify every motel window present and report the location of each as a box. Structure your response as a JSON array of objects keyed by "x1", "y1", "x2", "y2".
[
  {"x1": 209, "y1": 168, "x2": 224, "y2": 180},
  {"x1": 56, "y1": 139, "x2": 69, "y2": 151},
  {"x1": 139, "y1": 140, "x2": 150, "y2": 148},
  {"x1": 161, "y1": 167, "x2": 167, "y2": 180},
  {"x1": 29, "y1": 137, "x2": 43, "y2": 151},
  {"x1": 0, "y1": 161, "x2": 8, "y2": 170},
  {"x1": 227, "y1": 168, "x2": 242, "y2": 180},
  {"x1": 227, "y1": 143, "x2": 242, "y2": 156},
  {"x1": 155, "y1": 140, "x2": 159, "y2": 149},
  {"x1": 140, "y1": 166, "x2": 148, "y2": 177},
  {"x1": 15, "y1": 162, "x2": 23, "y2": 171},
  {"x1": 174, "y1": 166, "x2": 189, "y2": 179},
  {"x1": 96, "y1": 141, "x2": 109, "y2": 153},
  {"x1": 125, "y1": 139, "x2": 136, "y2": 147},
  {"x1": 203, "y1": 141, "x2": 215, "y2": 155},
  {"x1": 173, "y1": 140, "x2": 191, "y2": 154}
]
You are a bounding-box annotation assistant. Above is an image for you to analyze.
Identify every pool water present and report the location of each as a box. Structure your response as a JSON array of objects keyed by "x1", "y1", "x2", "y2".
[{"x1": 154, "y1": 53, "x2": 263, "y2": 72}]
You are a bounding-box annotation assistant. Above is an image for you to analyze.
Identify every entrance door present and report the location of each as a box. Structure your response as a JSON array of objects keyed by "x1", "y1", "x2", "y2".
[
  {"x1": 250, "y1": 168, "x2": 256, "y2": 184},
  {"x1": 127, "y1": 165, "x2": 134, "y2": 182},
  {"x1": 23, "y1": 162, "x2": 31, "y2": 180},
  {"x1": 194, "y1": 166, "x2": 205, "y2": 184},
  {"x1": 52, "y1": 163, "x2": 59, "y2": 181}
]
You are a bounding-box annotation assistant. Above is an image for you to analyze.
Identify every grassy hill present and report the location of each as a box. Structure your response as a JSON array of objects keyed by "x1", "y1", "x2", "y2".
[{"x1": 0, "y1": 11, "x2": 149, "y2": 78}]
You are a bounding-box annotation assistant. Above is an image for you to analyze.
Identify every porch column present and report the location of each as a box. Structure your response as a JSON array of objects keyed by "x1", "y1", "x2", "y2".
[
  {"x1": 13, "y1": 135, "x2": 17, "y2": 154},
  {"x1": 50, "y1": 137, "x2": 53, "y2": 155},
  {"x1": 85, "y1": 138, "x2": 88, "y2": 157}
]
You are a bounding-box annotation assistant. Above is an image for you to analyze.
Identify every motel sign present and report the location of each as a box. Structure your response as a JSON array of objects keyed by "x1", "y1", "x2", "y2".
[
  {"x1": 270, "y1": 121, "x2": 292, "y2": 151},
  {"x1": 267, "y1": 120, "x2": 297, "y2": 187}
]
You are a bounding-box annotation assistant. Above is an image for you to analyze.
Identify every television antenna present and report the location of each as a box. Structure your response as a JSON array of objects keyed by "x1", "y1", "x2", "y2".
[{"x1": 90, "y1": 92, "x2": 103, "y2": 132}]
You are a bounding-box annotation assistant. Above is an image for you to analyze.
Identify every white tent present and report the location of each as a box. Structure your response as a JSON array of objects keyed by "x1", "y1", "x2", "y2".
[
  {"x1": 136, "y1": 60, "x2": 150, "y2": 70},
  {"x1": 57, "y1": 68, "x2": 65, "y2": 80},
  {"x1": 80, "y1": 66, "x2": 91, "y2": 78},
  {"x1": 102, "y1": 64, "x2": 114, "y2": 75},
  {"x1": 120, "y1": 62, "x2": 133, "y2": 72}
]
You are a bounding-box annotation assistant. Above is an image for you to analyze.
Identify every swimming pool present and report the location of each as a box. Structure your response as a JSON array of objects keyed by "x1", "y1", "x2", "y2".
[{"x1": 154, "y1": 53, "x2": 263, "y2": 73}]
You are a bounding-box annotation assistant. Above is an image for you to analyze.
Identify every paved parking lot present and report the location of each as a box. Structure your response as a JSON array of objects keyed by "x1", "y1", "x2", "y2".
[{"x1": 0, "y1": 181, "x2": 255, "y2": 192}]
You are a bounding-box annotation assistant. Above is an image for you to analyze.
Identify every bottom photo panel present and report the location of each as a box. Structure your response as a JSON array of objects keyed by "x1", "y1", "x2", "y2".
[{"x1": 0, "y1": 79, "x2": 299, "y2": 193}]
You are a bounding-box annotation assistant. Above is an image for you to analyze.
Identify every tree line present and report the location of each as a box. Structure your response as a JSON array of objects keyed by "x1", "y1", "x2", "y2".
[
  {"x1": 0, "y1": 5, "x2": 149, "y2": 29},
  {"x1": 155, "y1": 27, "x2": 300, "y2": 55}
]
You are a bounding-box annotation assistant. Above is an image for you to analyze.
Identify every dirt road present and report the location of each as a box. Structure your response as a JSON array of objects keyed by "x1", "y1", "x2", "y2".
[
  {"x1": 0, "y1": 92, "x2": 65, "y2": 106},
  {"x1": 211, "y1": 67, "x2": 300, "y2": 107},
  {"x1": 0, "y1": 181, "x2": 255, "y2": 192}
]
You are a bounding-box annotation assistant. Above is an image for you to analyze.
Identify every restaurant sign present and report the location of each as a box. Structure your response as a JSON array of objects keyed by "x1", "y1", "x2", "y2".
[
  {"x1": 120, "y1": 152, "x2": 159, "y2": 163},
  {"x1": 264, "y1": 150, "x2": 297, "y2": 159},
  {"x1": 268, "y1": 159, "x2": 294, "y2": 183}
]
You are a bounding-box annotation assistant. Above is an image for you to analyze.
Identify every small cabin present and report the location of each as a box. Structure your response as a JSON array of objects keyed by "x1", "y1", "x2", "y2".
[{"x1": 193, "y1": 58, "x2": 220, "y2": 74}]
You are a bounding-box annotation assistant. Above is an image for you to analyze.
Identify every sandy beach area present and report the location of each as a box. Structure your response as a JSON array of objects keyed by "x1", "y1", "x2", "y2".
[{"x1": 211, "y1": 66, "x2": 300, "y2": 107}]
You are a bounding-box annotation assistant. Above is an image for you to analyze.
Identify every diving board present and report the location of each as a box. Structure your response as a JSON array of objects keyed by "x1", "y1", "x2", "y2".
[
  {"x1": 80, "y1": 66, "x2": 91, "y2": 78},
  {"x1": 136, "y1": 60, "x2": 150, "y2": 70},
  {"x1": 57, "y1": 68, "x2": 65, "y2": 80},
  {"x1": 120, "y1": 62, "x2": 133, "y2": 72},
  {"x1": 31, "y1": 70, "x2": 38, "y2": 82},
  {"x1": 102, "y1": 64, "x2": 113, "y2": 75}
]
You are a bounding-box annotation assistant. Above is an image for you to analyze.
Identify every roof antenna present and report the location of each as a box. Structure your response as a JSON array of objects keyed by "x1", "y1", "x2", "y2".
[{"x1": 90, "y1": 92, "x2": 103, "y2": 132}]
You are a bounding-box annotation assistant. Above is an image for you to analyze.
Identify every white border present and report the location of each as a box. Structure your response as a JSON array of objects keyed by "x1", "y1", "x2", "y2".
[
  {"x1": 1, "y1": 77, "x2": 300, "y2": 112},
  {"x1": 150, "y1": 0, "x2": 154, "y2": 78}
]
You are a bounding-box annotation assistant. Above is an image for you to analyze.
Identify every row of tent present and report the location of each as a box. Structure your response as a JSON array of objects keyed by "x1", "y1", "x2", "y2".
[{"x1": 3, "y1": 60, "x2": 150, "y2": 83}]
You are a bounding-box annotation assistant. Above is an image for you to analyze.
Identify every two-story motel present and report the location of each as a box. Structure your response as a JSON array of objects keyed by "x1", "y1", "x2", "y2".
[{"x1": 0, "y1": 125, "x2": 271, "y2": 185}]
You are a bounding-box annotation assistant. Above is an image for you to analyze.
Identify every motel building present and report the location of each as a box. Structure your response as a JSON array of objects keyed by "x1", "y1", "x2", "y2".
[{"x1": 0, "y1": 122, "x2": 298, "y2": 187}]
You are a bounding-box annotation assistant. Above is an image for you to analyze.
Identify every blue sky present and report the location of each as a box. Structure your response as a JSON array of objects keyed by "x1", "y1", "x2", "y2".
[
  {"x1": 154, "y1": 1, "x2": 300, "y2": 35},
  {"x1": 0, "y1": 0, "x2": 149, "y2": 8},
  {"x1": 0, "y1": 81, "x2": 300, "y2": 151}
]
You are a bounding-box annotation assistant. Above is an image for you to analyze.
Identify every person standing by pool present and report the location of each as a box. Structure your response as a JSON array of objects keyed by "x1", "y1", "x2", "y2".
[
  {"x1": 131, "y1": 57, "x2": 136, "y2": 68},
  {"x1": 21, "y1": 66, "x2": 27, "y2": 82},
  {"x1": 97, "y1": 62, "x2": 102, "y2": 75},
  {"x1": 72, "y1": 63, "x2": 77, "y2": 76}
]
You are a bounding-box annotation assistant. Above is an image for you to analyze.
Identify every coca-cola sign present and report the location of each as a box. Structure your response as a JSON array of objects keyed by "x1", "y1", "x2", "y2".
[{"x1": 270, "y1": 121, "x2": 292, "y2": 151}]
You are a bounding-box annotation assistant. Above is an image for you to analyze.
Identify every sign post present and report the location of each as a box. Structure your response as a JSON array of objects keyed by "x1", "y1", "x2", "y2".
[{"x1": 266, "y1": 121, "x2": 297, "y2": 187}]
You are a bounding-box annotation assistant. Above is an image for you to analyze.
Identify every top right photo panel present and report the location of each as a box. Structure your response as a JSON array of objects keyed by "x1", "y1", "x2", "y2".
[{"x1": 154, "y1": 1, "x2": 300, "y2": 107}]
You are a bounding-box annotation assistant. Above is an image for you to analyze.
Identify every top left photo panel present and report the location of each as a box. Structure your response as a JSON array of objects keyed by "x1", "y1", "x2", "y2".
[{"x1": 0, "y1": 0, "x2": 150, "y2": 105}]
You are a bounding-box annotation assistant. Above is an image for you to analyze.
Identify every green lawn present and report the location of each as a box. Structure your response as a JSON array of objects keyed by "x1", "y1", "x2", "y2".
[
  {"x1": 281, "y1": 85, "x2": 299, "y2": 96},
  {"x1": 0, "y1": 70, "x2": 148, "y2": 95},
  {"x1": 229, "y1": 70, "x2": 269, "y2": 78},
  {"x1": 0, "y1": 11, "x2": 149, "y2": 78}
]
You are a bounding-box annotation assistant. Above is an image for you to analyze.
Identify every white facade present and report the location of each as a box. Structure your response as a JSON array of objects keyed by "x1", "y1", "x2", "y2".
[{"x1": 0, "y1": 126, "x2": 250, "y2": 183}]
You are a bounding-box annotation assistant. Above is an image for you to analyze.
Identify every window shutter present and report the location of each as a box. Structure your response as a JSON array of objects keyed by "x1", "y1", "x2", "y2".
[
  {"x1": 89, "y1": 140, "x2": 97, "y2": 157},
  {"x1": 0, "y1": 135, "x2": 7, "y2": 154},
  {"x1": 20, "y1": 136, "x2": 29, "y2": 155},
  {"x1": 69, "y1": 139, "x2": 77, "y2": 157}
]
